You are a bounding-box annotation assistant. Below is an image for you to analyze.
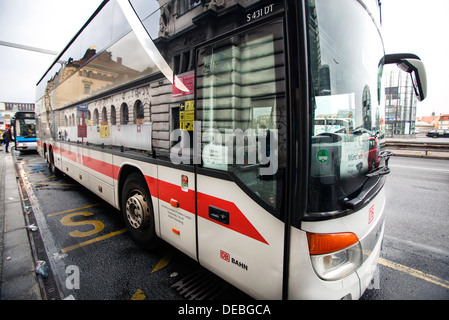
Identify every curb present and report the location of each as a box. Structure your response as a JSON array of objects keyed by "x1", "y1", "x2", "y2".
[{"x1": 0, "y1": 148, "x2": 42, "y2": 300}]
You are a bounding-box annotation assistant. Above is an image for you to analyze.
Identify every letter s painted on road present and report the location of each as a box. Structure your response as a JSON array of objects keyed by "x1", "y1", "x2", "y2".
[{"x1": 60, "y1": 212, "x2": 105, "y2": 237}]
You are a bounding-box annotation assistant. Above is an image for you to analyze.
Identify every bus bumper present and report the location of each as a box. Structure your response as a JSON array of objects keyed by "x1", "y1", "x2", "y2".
[
  {"x1": 356, "y1": 217, "x2": 385, "y2": 297},
  {"x1": 16, "y1": 142, "x2": 38, "y2": 151},
  {"x1": 290, "y1": 192, "x2": 386, "y2": 299}
]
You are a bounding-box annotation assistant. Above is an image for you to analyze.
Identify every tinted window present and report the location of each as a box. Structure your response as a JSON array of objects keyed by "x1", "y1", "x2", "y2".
[
  {"x1": 197, "y1": 20, "x2": 287, "y2": 215},
  {"x1": 307, "y1": 0, "x2": 385, "y2": 213}
]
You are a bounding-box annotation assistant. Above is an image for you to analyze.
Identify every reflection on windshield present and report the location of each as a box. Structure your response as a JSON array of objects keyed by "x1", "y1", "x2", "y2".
[
  {"x1": 18, "y1": 119, "x2": 36, "y2": 138},
  {"x1": 35, "y1": 0, "x2": 164, "y2": 111},
  {"x1": 307, "y1": 0, "x2": 385, "y2": 213},
  {"x1": 35, "y1": 0, "x2": 197, "y2": 113}
]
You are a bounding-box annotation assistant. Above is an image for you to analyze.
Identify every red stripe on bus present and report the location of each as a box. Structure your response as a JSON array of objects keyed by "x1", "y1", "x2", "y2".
[
  {"x1": 144, "y1": 175, "x2": 159, "y2": 200},
  {"x1": 157, "y1": 179, "x2": 196, "y2": 214},
  {"x1": 57, "y1": 145, "x2": 118, "y2": 179},
  {"x1": 57, "y1": 145, "x2": 268, "y2": 245},
  {"x1": 82, "y1": 155, "x2": 115, "y2": 179},
  {"x1": 60, "y1": 147, "x2": 77, "y2": 162},
  {"x1": 197, "y1": 192, "x2": 269, "y2": 245},
  {"x1": 157, "y1": 179, "x2": 268, "y2": 245}
]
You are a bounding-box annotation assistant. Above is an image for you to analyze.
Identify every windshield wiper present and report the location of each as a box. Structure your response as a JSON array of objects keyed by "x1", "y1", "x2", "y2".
[
  {"x1": 366, "y1": 150, "x2": 393, "y2": 177},
  {"x1": 340, "y1": 177, "x2": 385, "y2": 210},
  {"x1": 366, "y1": 165, "x2": 390, "y2": 177},
  {"x1": 340, "y1": 150, "x2": 392, "y2": 210}
]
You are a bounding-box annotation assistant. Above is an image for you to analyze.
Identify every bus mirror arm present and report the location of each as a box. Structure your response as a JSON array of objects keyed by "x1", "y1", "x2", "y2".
[
  {"x1": 363, "y1": 151, "x2": 392, "y2": 179},
  {"x1": 383, "y1": 53, "x2": 427, "y2": 102},
  {"x1": 379, "y1": 150, "x2": 393, "y2": 167}
]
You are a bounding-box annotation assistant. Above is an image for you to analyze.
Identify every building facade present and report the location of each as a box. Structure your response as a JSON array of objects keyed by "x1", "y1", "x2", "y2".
[
  {"x1": 439, "y1": 114, "x2": 449, "y2": 130},
  {"x1": 3, "y1": 102, "x2": 35, "y2": 112},
  {"x1": 0, "y1": 101, "x2": 35, "y2": 130},
  {"x1": 384, "y1": 68, "x2": 417, "y2": 137}
]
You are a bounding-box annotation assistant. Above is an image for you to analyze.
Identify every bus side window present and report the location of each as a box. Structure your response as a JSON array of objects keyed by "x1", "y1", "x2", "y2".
[{"x1": 197, "y1": 20, "x2": 287, "y2": 217}]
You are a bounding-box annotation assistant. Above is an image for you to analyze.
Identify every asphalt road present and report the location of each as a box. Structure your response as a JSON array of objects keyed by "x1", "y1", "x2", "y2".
[
  {"x1": 361, "y1": 156, "x2": 449, "y2": 299},
  {"x1": 16, "y1": 151, "x2": 247, "y2": 301},
  {"x1": 15, "y1": 151, "x2": 449, "y2": 300}
]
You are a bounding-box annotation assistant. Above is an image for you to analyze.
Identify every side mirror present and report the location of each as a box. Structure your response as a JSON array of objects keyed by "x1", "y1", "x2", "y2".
[{"x1": 383, "y1": 53, "x2": 427, "y2": 101}]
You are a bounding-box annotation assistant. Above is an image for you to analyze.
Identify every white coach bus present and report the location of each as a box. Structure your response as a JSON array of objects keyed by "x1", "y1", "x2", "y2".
[{"x1": 35, "y1": 0, "x2": 426, "y2": 299}]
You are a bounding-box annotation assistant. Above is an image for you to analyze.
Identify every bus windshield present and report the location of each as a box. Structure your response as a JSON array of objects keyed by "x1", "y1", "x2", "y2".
[
  {"x1": 17, "y1": 118, "x2": 36, "y2": 138},
  {"x1": 306, "y1": 0, "x2": 385, "y2": 214}
]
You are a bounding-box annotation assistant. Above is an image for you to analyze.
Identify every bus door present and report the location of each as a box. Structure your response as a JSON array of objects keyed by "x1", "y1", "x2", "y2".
[
  {"x1": 195, "y1": 19, "x2": 288, "y2": 299},
  {"x1": 158, "y1": 165, "x2": 197, "y2": 260}
]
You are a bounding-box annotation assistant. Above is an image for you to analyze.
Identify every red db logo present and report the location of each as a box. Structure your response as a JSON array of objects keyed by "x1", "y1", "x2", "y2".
[
  {"x1": 220, "y1": 250, "x2": 230, "y2": 262},
  {"x1": 368, "y1": 205, "x2": 375, "y2": 224}
]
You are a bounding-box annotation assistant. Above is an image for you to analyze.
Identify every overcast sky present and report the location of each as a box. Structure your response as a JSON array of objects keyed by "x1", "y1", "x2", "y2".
[
  {"x1": 0, "y1": 0, "x2": 103, "y2": 104},
  {"x1": 0, "y1": 0, "x2": 448, "y2": 117}
]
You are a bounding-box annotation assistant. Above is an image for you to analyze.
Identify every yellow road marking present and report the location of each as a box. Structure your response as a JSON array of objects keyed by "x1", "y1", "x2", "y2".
[
  {"x1": 48, "y1": 204, "x2": 101, "y2": 217},
  {"x1": 60, "y1": 212, "x2": 105, "y2": 237},
  {"x1": 131, "y1": 289, "x2": 146, "y2": 300},
  {"x1": 35, "y1": 182, "x2": 79, "y2": 186},
  {"x1": 32, "y1": 175, "x2": 56, "y2": 184},
  {"x1": 21, "y1": 158, "x2": 43, "y2": 164},
  {"x1": 61, "y1": 228, "x2": 128, "y2": 253},
  {"x1": 151, "y1": 251, "x2": 175, "y2": 274},
  {"x1": 379, "y1": 258, "x2": 449, "y2": 290}
]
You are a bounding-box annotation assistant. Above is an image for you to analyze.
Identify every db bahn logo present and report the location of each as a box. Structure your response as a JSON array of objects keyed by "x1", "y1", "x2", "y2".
[
  {"x1": 220, "y1": 250, "x2": 248, "y2": 271},
  {"x1": 368, "y1": 205, "x2": 375, "y2": 224},
  {"x1": 220, "y1": 250, "x2": 230, "y2": 262}
]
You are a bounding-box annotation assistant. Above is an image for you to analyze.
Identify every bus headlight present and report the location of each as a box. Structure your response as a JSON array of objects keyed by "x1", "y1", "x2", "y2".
[
  {"x1": 307, "y1": 232, "x2": 363, "y2": 281},
  {"x1": 310, "y1": 243, "x2": 362, "y2": 280}
]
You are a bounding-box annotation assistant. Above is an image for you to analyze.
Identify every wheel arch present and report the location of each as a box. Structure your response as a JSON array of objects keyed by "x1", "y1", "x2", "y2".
[
  {"x1": 117, "y1": 164, "x2": 159, "y2": 247},
  {"x1": 117, "y1": 164, "x2": 151, "y2": 210}
]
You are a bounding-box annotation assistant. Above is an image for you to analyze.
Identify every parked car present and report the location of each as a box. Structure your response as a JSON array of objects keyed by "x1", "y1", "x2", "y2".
[{"x1": 426, "y1": 129, "x2": 449, "y2": 138}]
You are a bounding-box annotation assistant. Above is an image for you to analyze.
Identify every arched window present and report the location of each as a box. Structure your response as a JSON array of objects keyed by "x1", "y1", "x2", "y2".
[
  {"x1": 93, "y1": 109, "x2": 99, "y2": 126},
  {"x1": 120, "y1": 103, "x2": 129, "y2": 125},
  {"x1": 111, "y1": 105, "x2": 116, "y2": 125},
  {"x1": 101, "y1": 107, "x2": 108, "y2": 125},
  {"x1": 134, "y1": 100, "x2": 144, "y2": 124}
]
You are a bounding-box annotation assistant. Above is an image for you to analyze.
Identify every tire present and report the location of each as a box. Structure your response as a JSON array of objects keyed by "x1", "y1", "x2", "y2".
[
  {"x1": 121, "y1": 172, "x2": 158, "y2": 248},
  {"x1": 48, "y1": 148, "x2": 61, "y2": 176}
]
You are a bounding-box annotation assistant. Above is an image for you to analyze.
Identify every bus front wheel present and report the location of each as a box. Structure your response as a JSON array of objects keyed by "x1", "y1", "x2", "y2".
[{"x1": 121, "y1": 173, "x2": 158, "y2": 248}]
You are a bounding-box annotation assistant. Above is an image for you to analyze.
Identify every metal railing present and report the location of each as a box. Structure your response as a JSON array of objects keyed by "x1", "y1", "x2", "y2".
[{"x1": 386, "y1": 139, "x2": 449, "y2": 157}]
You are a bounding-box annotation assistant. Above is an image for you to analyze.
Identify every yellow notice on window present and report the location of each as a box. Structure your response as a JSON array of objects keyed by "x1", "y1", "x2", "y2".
[
  {"x1": 180, "y1": 100, "x2": 194, "y2": 131},
  {"x1": 99, "y1": 126, "x2": 110, "y2": 138}
]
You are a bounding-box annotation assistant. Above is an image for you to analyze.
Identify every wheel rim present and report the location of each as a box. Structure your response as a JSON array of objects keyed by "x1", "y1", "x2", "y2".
[{"x1": 125, "y1": 192, "x2": 148, "y2": 230}]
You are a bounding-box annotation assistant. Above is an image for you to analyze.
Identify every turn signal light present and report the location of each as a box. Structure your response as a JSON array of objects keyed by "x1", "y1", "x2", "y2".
[
  {"x1": 170, "y1": 199, "x2": 179, "y2": 207},
  {"x1": 306, "y1": 232, "x2": 359, "y2": 255}
]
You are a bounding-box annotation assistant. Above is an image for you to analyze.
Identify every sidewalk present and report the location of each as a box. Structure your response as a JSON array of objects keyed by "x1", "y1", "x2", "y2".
[{"x1": 0, "y1": 146, "x2": 41, "y2": 300}]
